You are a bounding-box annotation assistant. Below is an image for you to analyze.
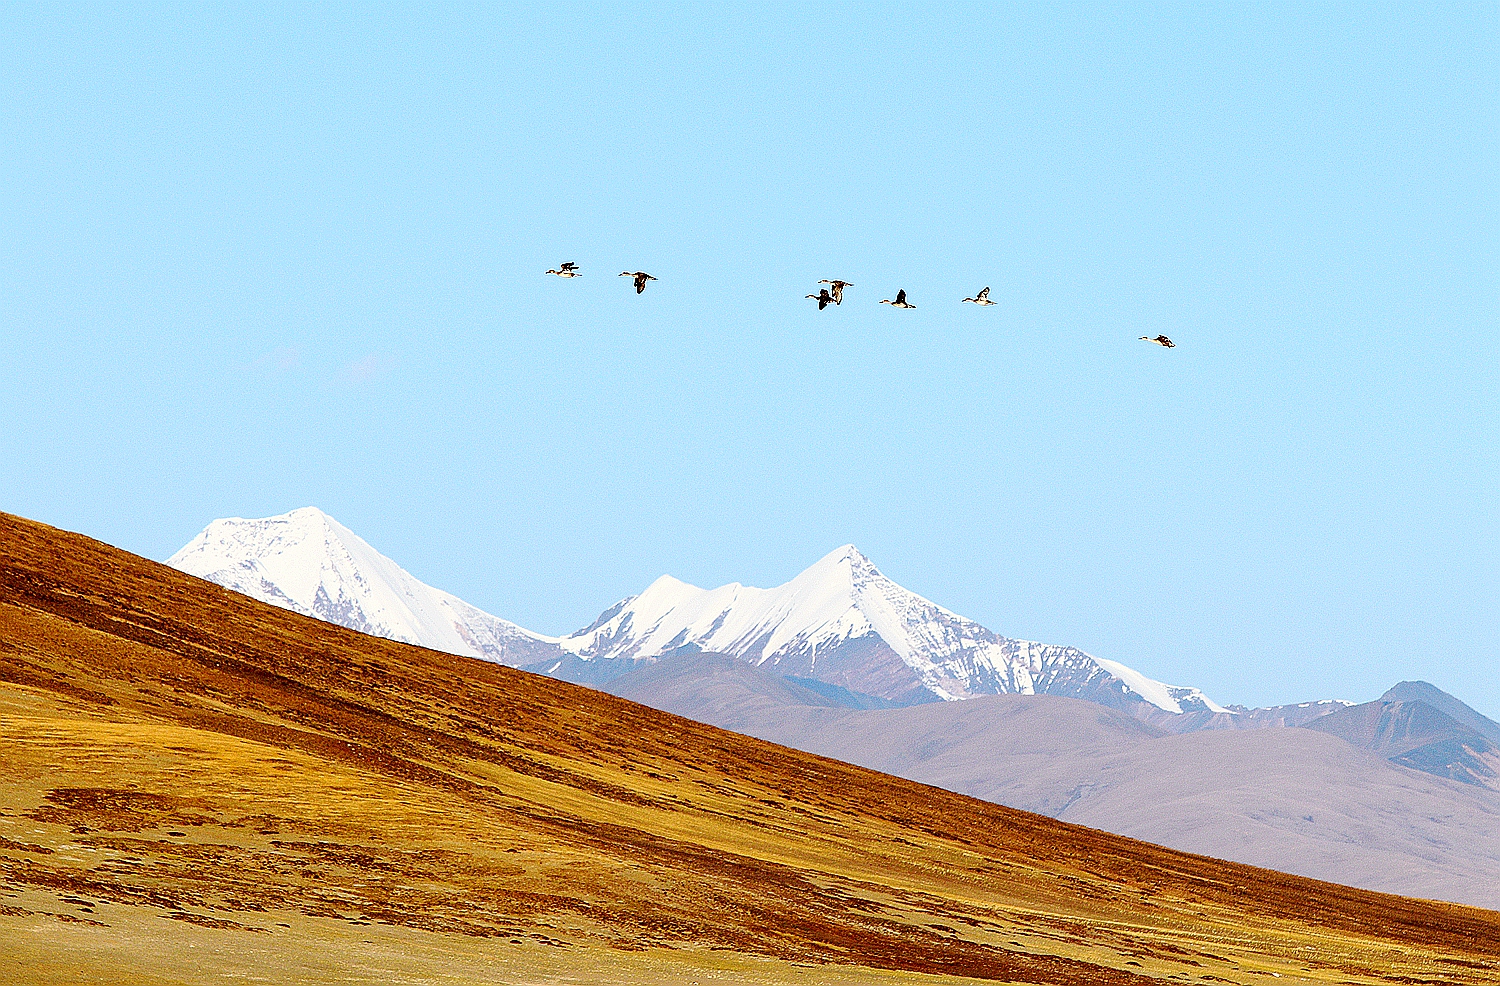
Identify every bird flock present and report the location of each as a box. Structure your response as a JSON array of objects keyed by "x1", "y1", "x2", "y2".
[{"x1": 546, "y1": 263, "x2": 1176, "y2": 348}]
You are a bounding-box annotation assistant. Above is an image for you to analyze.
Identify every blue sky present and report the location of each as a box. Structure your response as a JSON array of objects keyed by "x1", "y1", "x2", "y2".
[{"x1": 2, "y1": 5, "x2": 1496, "y2": 717}]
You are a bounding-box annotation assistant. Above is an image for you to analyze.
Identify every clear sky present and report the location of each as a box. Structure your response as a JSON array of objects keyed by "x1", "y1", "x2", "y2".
[{"x1": 3, "y1": 5, "x2": 1495, "y2": 717}]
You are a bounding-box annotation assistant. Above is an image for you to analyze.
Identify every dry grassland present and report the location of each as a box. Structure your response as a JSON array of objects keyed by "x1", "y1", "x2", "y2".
[{"x1": 1, "y1": 510, "x2": 1497, "y2": 984}]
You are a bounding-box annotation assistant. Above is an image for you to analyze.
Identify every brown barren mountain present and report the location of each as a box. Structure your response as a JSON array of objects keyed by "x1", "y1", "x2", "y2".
[{"x1": 1, "y1": 510, "x2": 1498, "y2": 985}]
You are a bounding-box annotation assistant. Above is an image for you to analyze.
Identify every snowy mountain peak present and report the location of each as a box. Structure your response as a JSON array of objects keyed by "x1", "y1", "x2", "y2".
[
  {"x1": 800, "y1": 544, "x2": 881, "y2": 590},
  {"x1": 813, "y1": 543, "x2": 869, "y2": 568},
  {"x1": 283, "y1": 505, "x2": 334, "y2": 522},
  {"x1": 169, "y1": 511, "x2": 1226, "y2": 718},
  {"x1": 560, "y1": 546, "x2": 1224, "y2": 714},
  {"x1": 167, "y1": 508, "x2": 562, "y2": 667}
]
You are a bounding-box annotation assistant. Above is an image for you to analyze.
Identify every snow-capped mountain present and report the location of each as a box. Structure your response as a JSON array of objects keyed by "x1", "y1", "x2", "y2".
[
  {"x1": 167, "y1": 507, "x2": 564, "y2": 667},
  {"x1": 556, "y1": 544, "x2": 1228, "y2": 713},
  {"x1": 167, "y1": 510, "x2": 1226, "y2": 717}
]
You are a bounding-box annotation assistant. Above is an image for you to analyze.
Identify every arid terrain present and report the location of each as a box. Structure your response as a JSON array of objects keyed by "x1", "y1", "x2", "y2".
[
  {"x1": 2, "y1": 510, "x2": 1498, "y2": 985},
  {"x1": 606, "y1": 652, "x2": 1500, "y2": 909}
]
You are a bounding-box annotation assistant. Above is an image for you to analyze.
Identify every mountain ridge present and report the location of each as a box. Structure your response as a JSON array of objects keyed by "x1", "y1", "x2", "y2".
[
  {"x1": 1306, "y1": 697, "x2": 1500, "y2": 791},
  {"x1": 555, "y1": 543, "x2": 1233, "y2": 713},
  {"x1": 168, "y1": 509, "x2": 1238, "y2": 718},
  {"x1": 1382, "y1": 680, "x2": 1500, "y2": 747}
]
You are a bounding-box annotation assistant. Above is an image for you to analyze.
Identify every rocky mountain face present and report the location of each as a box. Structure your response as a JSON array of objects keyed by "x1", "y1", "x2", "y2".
[
  {"x1": 1381, "y1": 680, "x2": 1500, "y2": 745},
  {"x1": 549, "y1": 544, "x2": 1229, "y2": 714},
  {"x1": 1305, "y1": 696, "x2": 1500, "y2": 792},
  {"x1": 1141, "y1": 700, "x2": 1354, "y2": 735}
]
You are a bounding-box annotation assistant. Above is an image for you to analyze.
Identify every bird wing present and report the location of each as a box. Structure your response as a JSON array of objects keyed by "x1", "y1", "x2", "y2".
[
  {"x1": 895, "y1": 289, "x2": 906, "y2": 304},
  {"x1": 978, "y1": 286, "x2": 989, "y2": 300}
]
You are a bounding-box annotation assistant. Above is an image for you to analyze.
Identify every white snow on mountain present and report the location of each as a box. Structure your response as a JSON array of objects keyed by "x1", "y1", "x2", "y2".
[
  {"x1": 167, "y1": 511, "x2": 1226, "y2": 715},
  {"x1": 559, "y1": 544, "x2": 1228, "y2": 713},
  {"x1": 1091, "y1": 656, "x2": 1226, "y2": 717},
  {"x1": 166, "y1": 507, "x2": 563, "y2": 666}
]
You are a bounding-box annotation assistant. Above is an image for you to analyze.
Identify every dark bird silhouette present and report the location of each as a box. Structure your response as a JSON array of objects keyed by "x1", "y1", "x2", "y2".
[
  {"x1": 962, "y1": 287, "x2": 995, "y2": 306},
  {"x1": 819, "y1": 279, "x2": 852, "y2": 305},
  {"x1": 546, "y1": 262, "x2": 581, "y2": 277},
  {"x1": 806, "y1": 288, "x2": 834, "y2": 310},
  {"x1": 1140, "y1": 335, "x2": 1176, "y2": 348},
  {"x1": 880, "y1": 289, "x2": 915, "y2": 309},
  {"x1": 620, "y1": 271, "x2": 657, "y2": 294}
]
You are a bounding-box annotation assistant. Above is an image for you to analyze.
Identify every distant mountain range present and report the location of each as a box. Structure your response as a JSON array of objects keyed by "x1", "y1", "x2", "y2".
[
  {"x1": 605, "y1": 652, "x2": 1500, "y2": 909},
  {"x1": 168, "y1": 507, "x2": 1231, "y2": 716},
  {"x1": 1305, "y1": 682, "x2": 1500, "y2": 789},
  {"x1": 168, "y1": 508, "x2": 1498, "y2": 792},
  {"x1": 166, "y1": 507, "x2": 1500, "y2": 908}
]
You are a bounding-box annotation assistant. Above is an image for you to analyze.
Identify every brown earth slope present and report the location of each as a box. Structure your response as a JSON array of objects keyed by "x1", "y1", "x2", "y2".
[{"x1": 1, "y1": 510, "x2": 1497, "y2": 986}]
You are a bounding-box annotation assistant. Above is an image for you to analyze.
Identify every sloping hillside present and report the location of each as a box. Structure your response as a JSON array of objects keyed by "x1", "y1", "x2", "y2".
[
  {"x1": 607, "y1": 653, "x2": 1500, "y2": 909},
  {"x1": 2, "y1": 511, "x2": 1498, "y2": 985}
]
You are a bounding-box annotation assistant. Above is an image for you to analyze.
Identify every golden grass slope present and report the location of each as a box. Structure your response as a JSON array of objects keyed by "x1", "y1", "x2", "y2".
[{"x1": 1, "y1": 510, "x2": 1497, "y2": 985}]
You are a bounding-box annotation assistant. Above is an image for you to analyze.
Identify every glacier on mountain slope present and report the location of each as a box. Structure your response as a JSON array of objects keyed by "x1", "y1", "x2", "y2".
[
  {"x1": 166, "y1": 507, "x2": 564, "y2": 667},
  {"x1": 167, "y1": 509, "x2": 1226, "y2": 715}
]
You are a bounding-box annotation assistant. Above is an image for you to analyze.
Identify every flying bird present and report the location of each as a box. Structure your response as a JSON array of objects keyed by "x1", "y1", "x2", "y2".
[
  {"x1": 962, "y1": 287, "x2": 995, "y2": 306},
  {"x1": 620, "y1": 271, "x2": 657, "y2": 294},
  {"x1": 818, "y1": 279, "x2": 852, "y2": 305},
  {"x1": 1140, "y1": 335, "x2": 1176, "y2": 348},
  {"x1": 546, "y1": 262, "x2": 581, "y2": 277},
  {"x1": 880, "y1": 289, "x2": 915, "y2": 309},
  {"x1": 806, "y1": 288, "x2": 834, "y2": 310}
]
